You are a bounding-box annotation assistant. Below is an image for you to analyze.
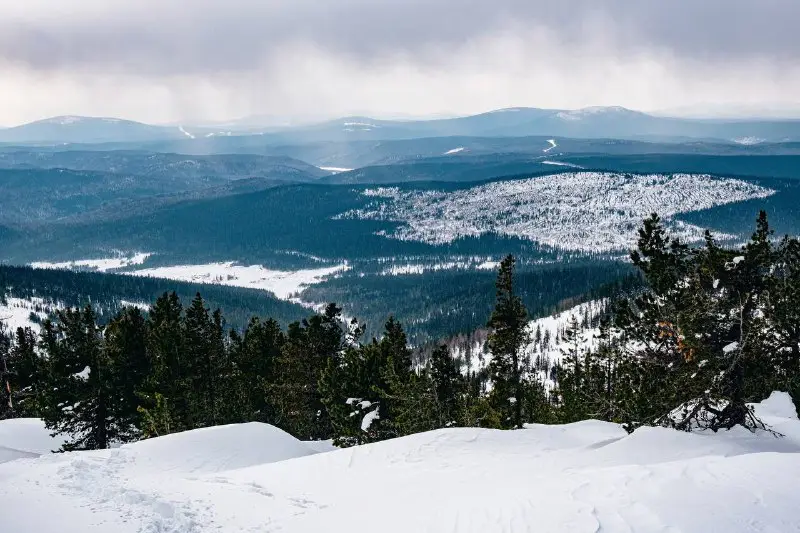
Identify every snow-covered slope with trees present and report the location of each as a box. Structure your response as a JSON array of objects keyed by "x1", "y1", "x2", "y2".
[
  {"x1": 1, "y1": 393, "x2": 798, "y2": 533},
  {"x1": 338, "y1": 172, "x2": 775, "y2": 252}
]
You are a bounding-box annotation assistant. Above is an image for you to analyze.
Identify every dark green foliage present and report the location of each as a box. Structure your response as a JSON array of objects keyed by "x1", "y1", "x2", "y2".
[
  {"x1": 38, "y1": 306, "x2": 118, "y2": 450},
  {"x1": 273, "y1": 303, "x2": 347, "y2": 440},
  {"x1": 486, "y1": 255, "x2": 529, "y2": 429},
  {"x1": 0, "y1": 264, "x2": 309, "y2": 330},
  {"x1": 606, "y1": 211, "x2": 800, "y2": 431}
]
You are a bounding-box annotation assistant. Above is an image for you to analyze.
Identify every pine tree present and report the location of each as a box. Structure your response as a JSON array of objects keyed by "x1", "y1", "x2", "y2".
[
  {"x1": 275, "y1": 303, "x2": 346, "y2": 440},
  {"x1": 429, "y1": 344, "x2": 463, "y2": 426},
  {"x1": 141, "y1": 292, "x2": 187, "y2": 434},
  {"x1": 487, "y1": 255, "x2": 529, "y2": 429},
  {"x1": 228, "y1": 316, "x2": 284, "y2": 423},
  {"x1": 38, "y1": 306, "x2": 119, "y2": 450},
  {"x1": 104, "y1": 307, "x2": 150, "y2": 440}
]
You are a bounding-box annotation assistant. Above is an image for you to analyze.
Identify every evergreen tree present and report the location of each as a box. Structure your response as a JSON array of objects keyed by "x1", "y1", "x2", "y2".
[
  {"x1": 429, "y1": 345, "x2": 463, "y2": 426},
  {"x1": 38, "y1": 306, "x2": 119, "y2": 450},
  {"x1": 486, "y1": 255, "x2": 529, "y2": 429},
  {"x1": 104, "y1": 307, "x2": 150, "y2": 440},
  {"x1": 227, "y1": 316, "x2": 284, "y2": 423},
  {"x1": 141, "y1": 292, "x2": 187, "y2": 434},
  {"x1": 275, "y1": 303, "x2": 346, "y2": 440}
]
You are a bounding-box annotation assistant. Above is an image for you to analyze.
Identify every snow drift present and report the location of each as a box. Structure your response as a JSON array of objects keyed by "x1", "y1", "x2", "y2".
[{"x1": 1, "y1": 393, "x2": 798, "y2": 532}]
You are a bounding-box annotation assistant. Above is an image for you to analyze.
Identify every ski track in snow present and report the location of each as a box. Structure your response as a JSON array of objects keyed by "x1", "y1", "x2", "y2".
[
  {"x1": 339, "y1": 172, "x2": 776, "y2": 253},
  {"x1": 1, "y1": 393, "x2": 799, "y2": 533},
  {"x1": 542, "y1": 160, "x2": 583, "y2": 169},
  {"x1": 444, "y1": 147, "x2": 466, "y2": 155},
  {"x1": 178, "y1": 125, "x2": 196, "y2": 139}
]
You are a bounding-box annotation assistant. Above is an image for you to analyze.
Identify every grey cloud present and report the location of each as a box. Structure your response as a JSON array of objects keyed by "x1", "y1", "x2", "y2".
[{"x1": 1, "y1": 0, "x2": 798, "y2": 76}]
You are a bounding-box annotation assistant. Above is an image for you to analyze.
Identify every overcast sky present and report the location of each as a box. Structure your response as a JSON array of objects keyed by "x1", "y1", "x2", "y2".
[{"x1": 1, "y1": 0, "x2": 799, "y2": 125}]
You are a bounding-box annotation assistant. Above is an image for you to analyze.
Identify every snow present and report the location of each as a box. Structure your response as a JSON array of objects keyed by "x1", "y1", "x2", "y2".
[
  {"x1": 1, "y1": 393, "x2": 799, "y2": 533},
  {"x1": 456, "y1": 300, "x2": 607, "y2": 391},
  {"x1": 723, "y1": 342, "x2": 740, "y2": 353},
  {"x1": 444, "y1": 147, "x2": 466, "y2": 155},
  {"x1": 475, "y1": 260, "x2": 500, "y2": 270},
  {"x1": 178, "y1": 125, "x2": 196, "y2": 139},
  {"x1": 0, "y1": 296, "x2": 59, "y2": 332},
  {"x1": 379, "y1": 257, "x2": 503, "y2": 276},
  {"x1": 119, "y1": 300, "x2": 151, "y2": 311},
  {"x1": 122, "y1": 262, "x2": 349, "y2": 300},
  {"x1": 361, "y1": 408, "x2": 380, "y2": 431},
  {"x1": 339, "y1": 172, "x2": 775, "y2": 253},
  {"x1": 543, "y1": 139, "x2": 557, "y2": 152},
  {"x1": 733, "y1": 136, "x2": 765, "y2": 145},
  {"x1": 73, "y1": 366, "x2": 91, "y2": 381},
  {"x1": 0, "y1": 418, "x2": 67, "y2": 463},
  {"x1": 319, "y1": 166, "x2": 354, "y2": 173},
  {"x1": 31, "y1": 252, "x2": 151, "y2": 272},
  {"x1": 542, "y1": 160, "x2": 583, "y2": 168},
  {"x1": 733, "y1": 255, "x2": 745, "y2": 264}
]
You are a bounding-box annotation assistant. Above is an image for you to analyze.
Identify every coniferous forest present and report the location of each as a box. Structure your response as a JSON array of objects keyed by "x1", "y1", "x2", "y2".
[{"x1": 1, "y1": 212, "x2": 799, "y2": 450}]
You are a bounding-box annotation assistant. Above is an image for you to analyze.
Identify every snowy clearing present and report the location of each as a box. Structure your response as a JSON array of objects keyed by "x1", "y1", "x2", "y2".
[
  {"x1": 1, "y1": 393, "x2": 798, "y2": 533},
  {"x1": 542, "y1": 160, "x2": 583, "y2": 168},
  {"x1": 31, "y1": 252, "x2": 151, "y2": 272},
  {"x1": 339, "y1": 172, "x2": 775, "y2": 252},
  {"x1": 0, "y1": 296, "x2": 60, "y2": 332},
  {"x1": 122, "y1": 262, "x2": 349, "y2": 300},
  {"x1": 444, "y1": 147, "x2": 466, "y2": 155},
  {"x1": 543, "y1": 139, "x2": 557, "y2": 152},
  {"x1": 319, "y1": 166, "x2": 354, "y2": 173}
]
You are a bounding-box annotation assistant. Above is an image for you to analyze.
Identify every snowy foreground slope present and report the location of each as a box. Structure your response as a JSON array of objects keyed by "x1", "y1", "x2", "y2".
[{"x1": 1, "y1": 393, "x2": 799, "y2": 533}]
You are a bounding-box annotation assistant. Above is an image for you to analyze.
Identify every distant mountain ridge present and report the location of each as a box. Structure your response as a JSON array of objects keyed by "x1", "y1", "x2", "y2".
[{"x1": 4, "y1": 106, "x2": 800, "y2": 145}]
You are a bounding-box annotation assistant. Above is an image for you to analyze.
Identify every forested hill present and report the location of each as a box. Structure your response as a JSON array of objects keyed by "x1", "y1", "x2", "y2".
[{"x1": 0, "y1": 265, "x2": 309, "y2": 329}]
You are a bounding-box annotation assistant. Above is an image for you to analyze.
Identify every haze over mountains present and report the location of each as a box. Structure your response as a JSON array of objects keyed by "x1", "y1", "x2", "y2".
[{"x1": 2, "y1": 106, "x2": 800, "y2": 146}]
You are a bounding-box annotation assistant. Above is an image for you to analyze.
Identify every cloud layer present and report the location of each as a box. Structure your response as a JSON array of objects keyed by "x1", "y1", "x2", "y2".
[{"x1": 1, "y1": 0, "x2": 799, "y2": 125}]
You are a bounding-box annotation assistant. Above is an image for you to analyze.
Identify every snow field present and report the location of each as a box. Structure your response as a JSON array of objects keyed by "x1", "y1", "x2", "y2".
[
  {"x1": 0, "y1": 296, "x2": 60, "y2": 332},
  {"x1": 31, "y1": 252, "x2": 151, "y2": 272},
  {"x1": 1, "y1": 393, "x2": 798, "y2": 532},
  {"x1": 122, "y1": 261, "x2": 349, "y2": 300}
]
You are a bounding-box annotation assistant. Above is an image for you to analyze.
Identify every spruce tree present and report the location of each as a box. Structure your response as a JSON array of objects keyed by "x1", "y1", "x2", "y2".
[
  {"x1": 104, "y1": 307, "x2": 150, "y2": 440},
  {"x1": 141, "y1": 292, "x2": 187, "y2": 434},
  {"x1": 487, "y1": 255, "x2": 529, "y2": 429},
  {"x1": 39, "y1": 306, "x2": 118, "y2": 450}
]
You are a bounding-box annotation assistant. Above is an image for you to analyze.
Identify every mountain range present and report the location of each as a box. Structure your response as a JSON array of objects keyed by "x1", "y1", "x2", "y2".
[{"x1": 3, "y1": 106, "x2": 800, "y2": 146}]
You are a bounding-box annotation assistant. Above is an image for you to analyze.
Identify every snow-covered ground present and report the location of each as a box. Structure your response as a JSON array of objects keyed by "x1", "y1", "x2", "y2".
[
  {"x1": 444, "y1": 146, "x2": 466, "y2": 155},
  {"x1": 457, "y1": 300, "x2": 606, "y2": 388},
  {"x1": 0, "y1": 296, "x2": 59, "y2": 332},
  {"x1": 319, "y1": 166, "x2": 354, "y2": 173},
  {"x1": 123, "y1": 262, "x2": 349, "y2": 300},
  {"x1": 339, "y1": 172, "x2": 775, "y2": 252},
  {"x1": 542, "y1": 160, "x2": 583, "y2": 168},
  {"x1": 31, "y1": 252, "x2": 151, "y2": 272},
  {"x1": 379, "y1": 257, "x2": 502, "y2": 276},
  {"x1": 543, "y1": 139, "x2": 558, "y2": 152},
  {"x1": 1, "y1": 393, "x2": 798, "y2": 533}
]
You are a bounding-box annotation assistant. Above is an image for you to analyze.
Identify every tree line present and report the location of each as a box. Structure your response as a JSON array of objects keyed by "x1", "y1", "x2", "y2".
[{"x1": 1, "y1": 212, "x2": 799, "y2": 450}]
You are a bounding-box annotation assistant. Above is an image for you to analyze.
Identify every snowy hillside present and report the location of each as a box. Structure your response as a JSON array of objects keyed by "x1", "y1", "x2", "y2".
[
  {"x1": 338, "y1": 172, "x2": 775, "y2": 252},
  {"x1": 1, "y1": 393, "x2": 798, "y2": 533},
  {"x1": 0, "y1": 296, "x2": 59, "y2": 332},
  {"x1": 456, "y1": 300, "x2": 607, "y2": 389}
]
